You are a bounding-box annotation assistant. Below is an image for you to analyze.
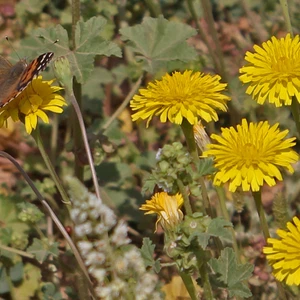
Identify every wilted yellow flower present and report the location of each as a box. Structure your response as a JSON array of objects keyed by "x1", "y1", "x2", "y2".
[
  {"x1": 0, "y1": 76, "x2": 66, "y2": 134},
  {"x1": 140, "y1": 192, "x2": 184, "y2": 232},
  {"x1": 263, "y1": 216, "x2": 300, "y2": 285},
  {"x1": 193, "y1": 121, "x2": 211, "y2": 152},
  {"x1": 131, "y1": 70, "x2": 230, "y2": 127},
  {"x1": 203, "y1": 119, "x2": 298, "y2": 192},
  {"x1": 239, "y1": 34, "x2": 300, "y2": 106}
]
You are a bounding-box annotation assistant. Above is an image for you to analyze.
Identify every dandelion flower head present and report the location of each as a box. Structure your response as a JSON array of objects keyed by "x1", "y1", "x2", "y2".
[
  {"x1": 0, "y1": 76, "x2": 66, "y2": 134},
  {"x1": 131, "y1": 70, "x2": 230, "y2": 127},
  {"x1": 263, "y1": 216, "x2": 300, "y2": 285},
  {"x1": 203, "y1": 119, "x2": 298, "y2": 192},
  {"x1": 239, "y1": 34, "x2": 300, "y2": 106},
  {"x1": 140, "y1": 192, "x2": 184, "y2": 232}
]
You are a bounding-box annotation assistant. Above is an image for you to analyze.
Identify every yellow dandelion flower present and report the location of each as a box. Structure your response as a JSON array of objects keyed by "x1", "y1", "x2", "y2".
[
  {"x1": 239, "y1": 34, "x2": 300, "y2": 106},
  {"x1": 140, "y1": 192, "x2": 184, "y2": 232},
  {"x1": 131, "y1": 70, "x2": 230, "y2": 127},
  {"x1": 203, "y1": 119, "x2": 298, "y2": 192},
  {"x1": 0, "y1": 76, "x2": 67, "y2": 134},
  {"x1": 263, "y1": 216, "x2": 300, "y2": 285}
]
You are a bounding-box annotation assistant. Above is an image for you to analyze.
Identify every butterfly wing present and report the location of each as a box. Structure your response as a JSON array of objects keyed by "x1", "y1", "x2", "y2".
[{"x1": 0, "y1": 52, "x2": 54, "y2": 108}]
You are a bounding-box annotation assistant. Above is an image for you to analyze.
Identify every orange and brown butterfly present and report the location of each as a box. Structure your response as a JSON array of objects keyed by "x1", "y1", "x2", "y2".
[{"x1": 0, "y1": 52, "x2": 54, "y2": 108}]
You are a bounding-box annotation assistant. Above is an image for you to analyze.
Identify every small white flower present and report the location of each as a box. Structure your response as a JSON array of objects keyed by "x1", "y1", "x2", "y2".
[
  {"x1": 77, "y1": 241, "x2": 93, "y2": 256},
  {"x1": 85, "y1": 251, "x2": 106, "y2": 266},
  {"x1": 111, "y1": 221, "x2": 131, "y2": 247},
  {"x1": 74, "y1": 222, "x2": 93, "y2": 237},
  {"x1": 90, "y1": 268, "x2": 106, "y2": 283}
]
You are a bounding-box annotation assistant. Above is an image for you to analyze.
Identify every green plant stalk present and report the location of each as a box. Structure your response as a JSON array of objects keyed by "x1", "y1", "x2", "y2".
[
  {"x1": 194, "y1": 248, "x2": 213, "y2": 300},
  {"x1": 176, "y1": 178, "x2": 193, "y2": 215},
  {"x1": 179, "y1": 271, "x2": 198, "y2": 300},
  {"x1": 291, "y1": 97, "x2": 300, "y2": 137},
  {"x1": 144, "y1": 0, "x2": 161, "y2": 17},
  {"x1": 0, "y1": 151, "x2": 96, "y2": 298},
  {"x1": 50, "y1": 113, "x2": 58, "y2": 164},
  {"x1": 252, "y1": 191, "x2": 270, "y2": 240},
  {"x1": 180, "y1": 119, "x2": 213, "y2": 216},
  {"x1": 253, "y1": 191, "x2": 288, "y2": 299},
  {"x1": 215, "y1": 186, "x2": 241, "y2": 263},
  {"x1": 0, "y1": 244, "x2": 34, "y2": 259},
  {"x1": 103, "y1": 74, "x2": 143, "y2": 133},
  {"x1": 279, "y1": 0, "x2": 293, "y2": 35},
  {"x1": 32, "y1": 127, "x2": 70, "y2": 205}
]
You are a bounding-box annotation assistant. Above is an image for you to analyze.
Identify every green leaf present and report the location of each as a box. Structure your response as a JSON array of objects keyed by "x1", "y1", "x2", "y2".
[
  {"x1": 9, "y1": 262, "x2": 23, "y2": 283},
  {"x1": 0, "y1": 265, "x2": 9, "y2": 294},
  {"x1": 120, "y1": 16, "x2": 197, "y2": 73},
  {"x1": 0, "y1": 196, "x2": 29, "y2": 236},
  {"x1": 19, "y1": 16, "x2": 121, "y2": 83},
  {"x1": 12, "y1": 264, "x2": 41, "y2": 299},
  {"x1": 207, "y1": 217, "x2": 233, "y2": 242},
  {"x1": 209, "y1": 248, "x2": 253, "y2": 298},
  {"x1": 27, "y1": 239, "x2": 59, "y2": 263},
  {"x1": 197, "y1": 158, "x2": 217, "y2": 177},
  {"x1": 140, "y1": 238, "x2": 161, "y2": 272},
  {"x1": 41, "y1": 282, "x2": 63, "y2": 300}
]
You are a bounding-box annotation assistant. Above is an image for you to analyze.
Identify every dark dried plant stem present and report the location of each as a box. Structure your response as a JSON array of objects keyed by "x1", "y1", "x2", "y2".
[
  {"x1": 186, "y1": 0, "x2": 220, "y2": 72},
  {"x1": 66, "y1": 87, "x2": 102, "y2": 202},
  {"x1": 103, "y1": 74, "x2": 143, "y2": 133},
  {"x1": 0, "y1": 151, "x2": 95, "y2": 299},
  {"x1": 71, "y1": 0, "x2": 84, "y2": 181}
]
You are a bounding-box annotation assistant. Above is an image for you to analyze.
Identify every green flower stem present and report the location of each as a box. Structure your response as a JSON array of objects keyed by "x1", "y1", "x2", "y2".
[
  {"x1": 279, "y1": 0, "x2": 293, "y2": 35},
  {"x1": 0, "y1": 151, "x2": 96, "y2": 299},
  {"x1": 176, "y1": 178, "x2": 193, "y2": 215},
  {"x1": 50, "y1": 113, "x2": 59, "y2": 163},
  {"x1": 179, "y1": 272, "x2": 198, "y2": 300},
  {"x1": 32, "y1": 127, "x2": 70, "y2": 205},
  {"x1": 0, "y1": 244, "x2": 34, "y2": 259},
  {"x1": 253, "y1": 191, "x2": 288, "y2": 300},
  {"x1": 144, "y1": 0, "x2": 161, "y2": 17},
  {"x1": 180, "y1": 119, "x2": 213, "y2": 217},
  {"x1": 103, "y1": 74, "x2": 143, "y2": 134},
  {"x1": 194, "y1": 248, "x2": 213, "y2": 300},
  {"x1": 252, "y1": 191, "x2": 270, "y2": 240},
  {"x1": 215, "y1": 186, "x2": 241, "y2": 263},
  {"x1": 291, "y1": 97, "x2": 300, "y2": 137}
]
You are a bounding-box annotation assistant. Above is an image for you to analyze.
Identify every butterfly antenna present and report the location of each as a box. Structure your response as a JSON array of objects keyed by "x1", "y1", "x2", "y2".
[{"x1": 5, "y1": 36, "x2": 21, "y2": 60}]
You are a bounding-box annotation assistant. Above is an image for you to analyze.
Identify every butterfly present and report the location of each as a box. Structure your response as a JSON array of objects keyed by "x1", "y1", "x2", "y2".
[{"x1": 0, "y1": 52, "x2": 54, "y2": 108}]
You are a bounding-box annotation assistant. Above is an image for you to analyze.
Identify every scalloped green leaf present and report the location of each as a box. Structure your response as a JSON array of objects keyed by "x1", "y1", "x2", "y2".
[
  {"x1": 19, "y1": 16, "x2": 121, "y2": 84},
  {"x1": 27, "y1": 239, "x2": 59, "y2": 263},
  {"x1": 120, "y1": 16, "x2": 197, "y2": 73},
  {"x1": 209, "y1": 248, "x2": 253, "y2": 298}
]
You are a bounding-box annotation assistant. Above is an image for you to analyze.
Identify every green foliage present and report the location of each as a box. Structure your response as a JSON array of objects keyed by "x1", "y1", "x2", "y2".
[
  {"x1": 140, "y1": 238, "x2": 161, "y2": 273},
  {"x1": 41, "y1": 283, "x2": 63, "y2": 300},
  {"x1": 120, "y1": 16, "x2": 198, "y2": 73},
  {"x1": 196, "y1": 158, "x2": 217, "y2": 177},
  {"x1": 209, "y1": 248, "x2": 254, "y2": 298},
  {"x1": 19, "y1": 16, "x2": 121, "y2": 83},
  {"x1": 17, "y1": 202, "x2": 44, "y2": 224},
  {"x1": 27, "y1": 239, "x2": 59, "y2": 263}
]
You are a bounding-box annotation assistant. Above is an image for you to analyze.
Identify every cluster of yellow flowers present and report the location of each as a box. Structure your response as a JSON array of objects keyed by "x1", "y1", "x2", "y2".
[{"x1": 132, "y1": 34, "x2": 300, "y2": 287}]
